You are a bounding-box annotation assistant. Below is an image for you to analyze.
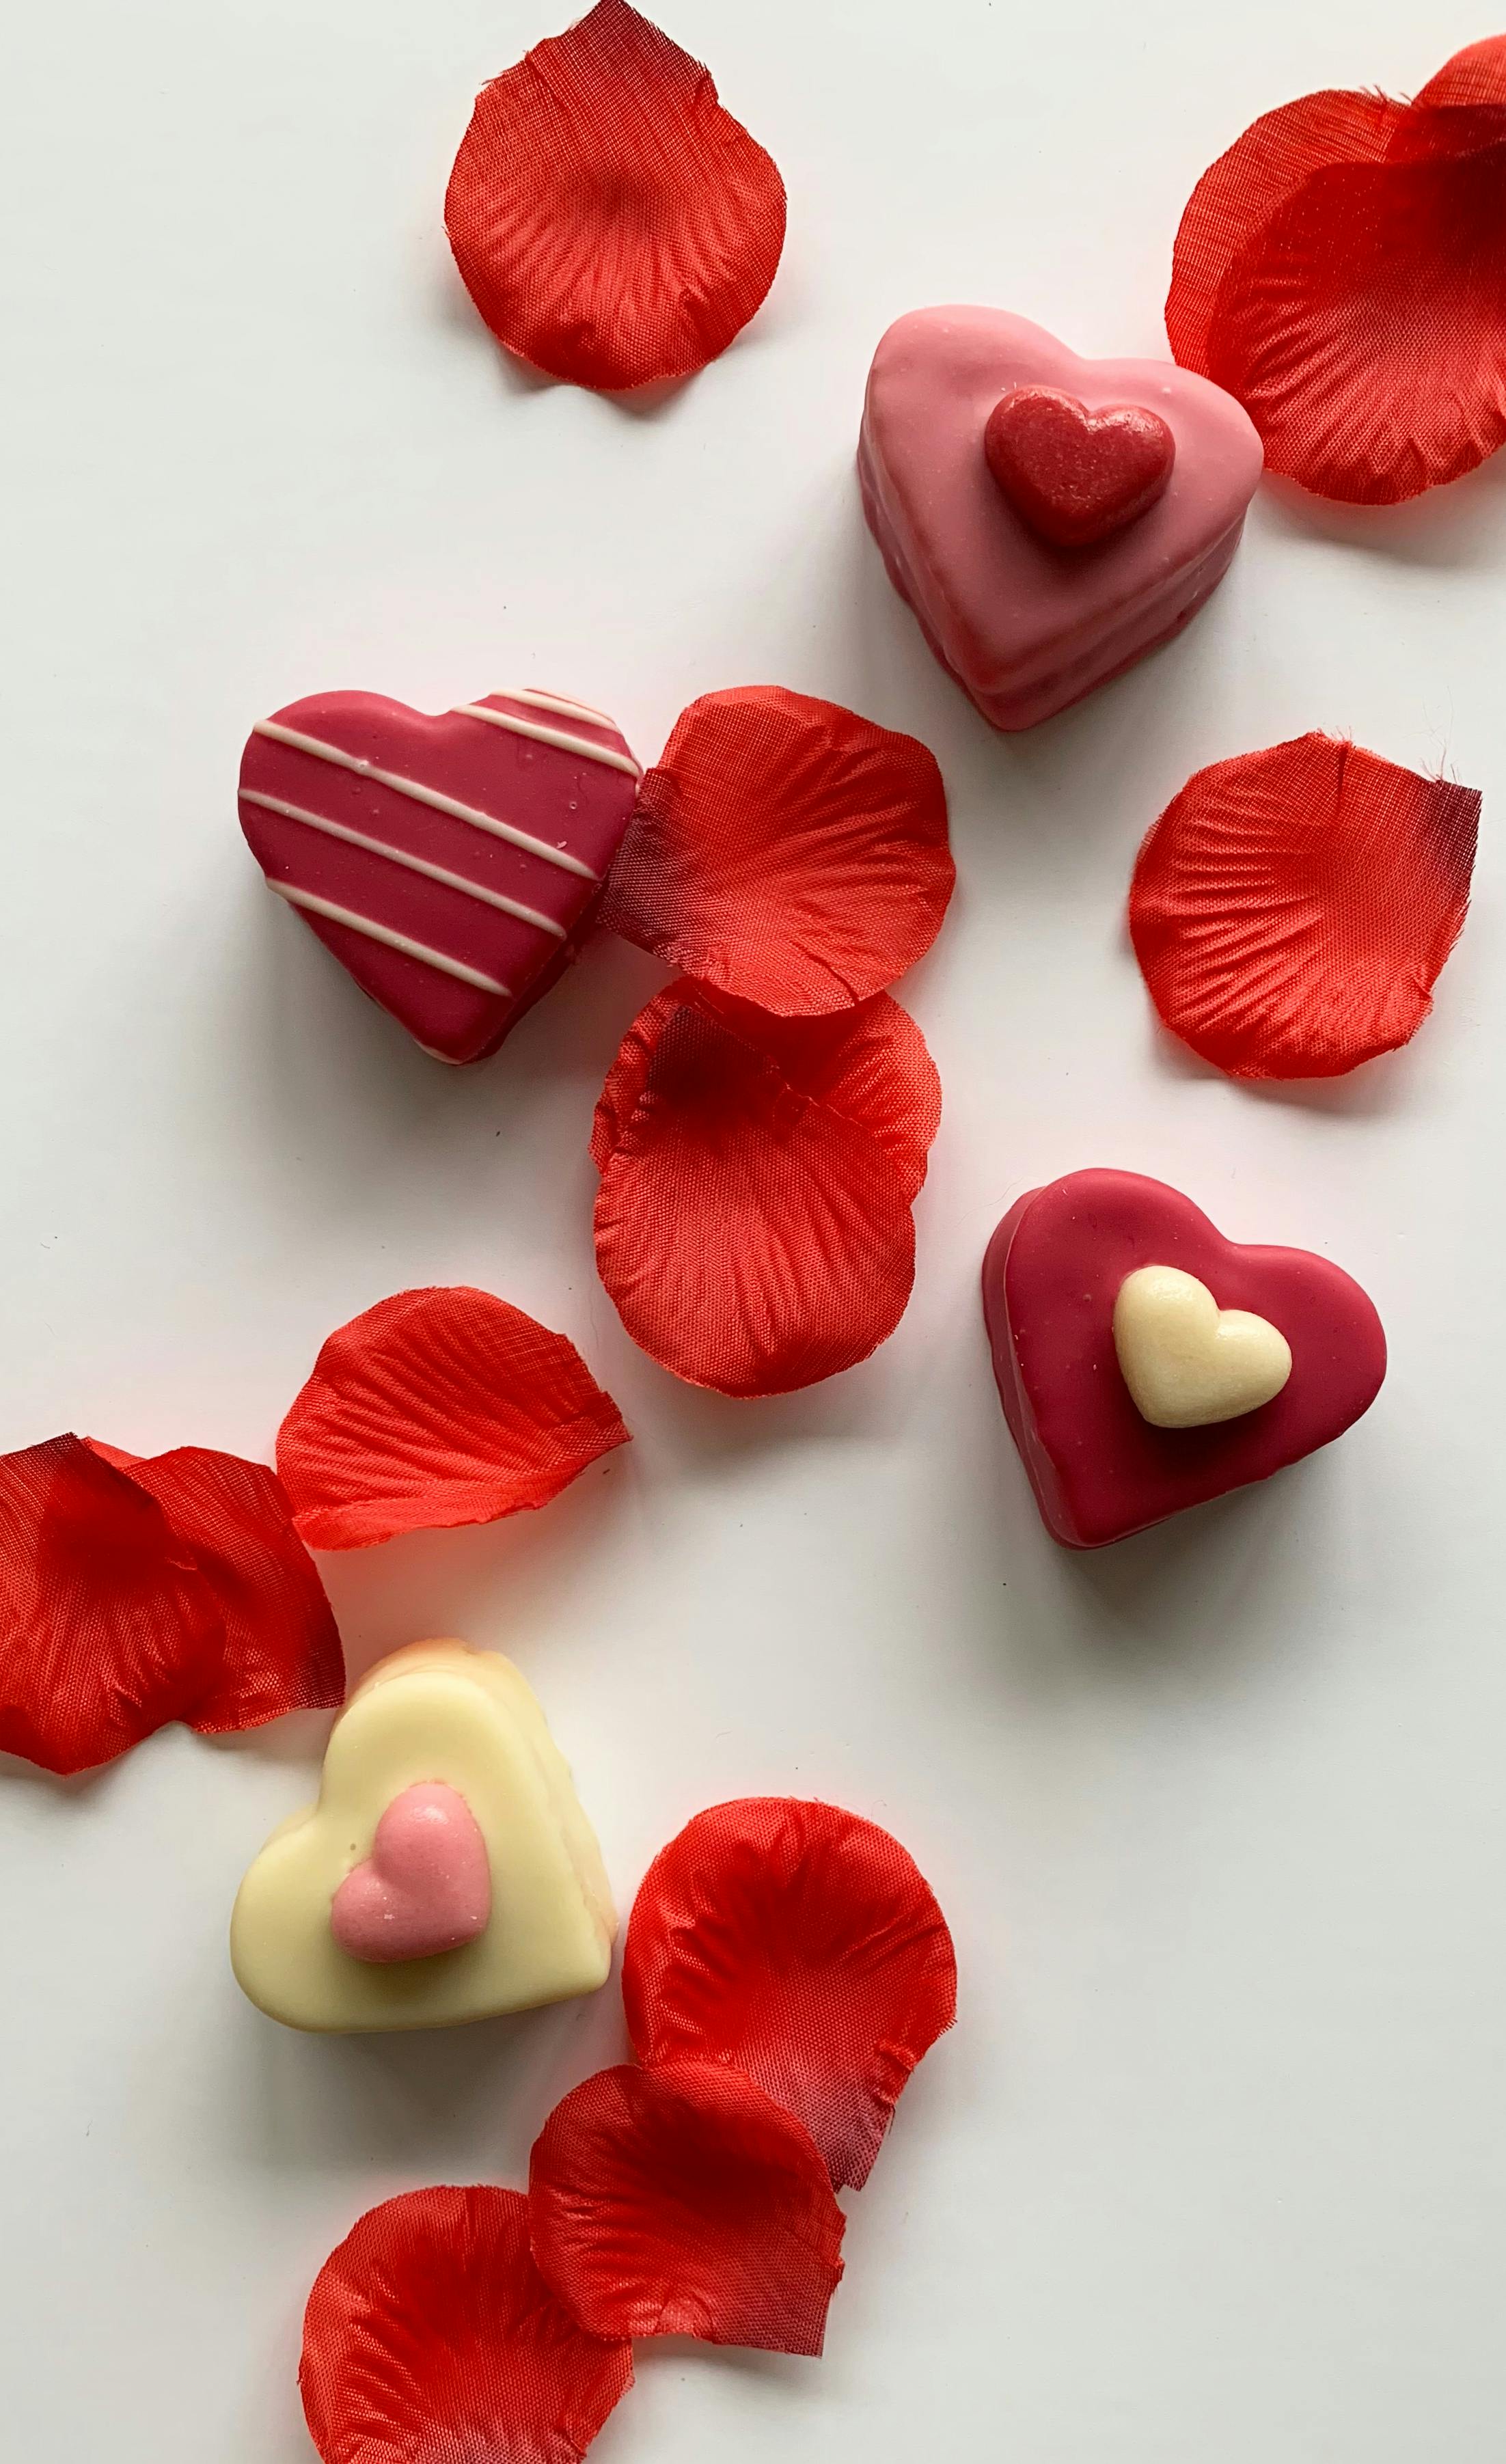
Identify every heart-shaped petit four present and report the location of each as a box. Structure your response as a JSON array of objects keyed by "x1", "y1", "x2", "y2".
[
  {"x1": 329, "y1": 1781, "x2": 492, "y2": 1964},
  {"x1": 859, "y1": 309, "x2": 1263, "y2": 730},
  {"x1": 238, "y1": 689, "x2": 641, "y2": 1064},
  {"x1": 231, "y1": 1641, "x2": 615, "y2": 2031},
  {"x1": 982, "y1": 1170, "x2": 1385, "y2": 1548}
]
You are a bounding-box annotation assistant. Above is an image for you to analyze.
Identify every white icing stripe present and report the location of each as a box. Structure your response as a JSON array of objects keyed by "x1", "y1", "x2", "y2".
[
  {"x1": 509, "y1": 687, "x2": 616, "y2": 726},
  {"x1": 251, "y1": 720, "x2": 600, "y2": 879},
  {"x1": 240, "y1": 790, "x2": 568, "y2": 937},
  {"x1": 453, "y1": 702, "x2": 642, "y2": 778},
  {"x1": 267, "y1": 884, "x2": 510, "y2": 995}
]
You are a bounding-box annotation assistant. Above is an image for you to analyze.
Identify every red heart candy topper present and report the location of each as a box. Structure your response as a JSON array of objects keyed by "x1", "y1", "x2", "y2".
[{"x1": 983, "y1": 385, "x2": 1177, "y2": 547}]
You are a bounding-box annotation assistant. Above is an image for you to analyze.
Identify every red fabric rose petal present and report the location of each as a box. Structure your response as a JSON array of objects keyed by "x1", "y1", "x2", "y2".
[
  {"x1": 1166, "y1": 90, "x2": 1403, "y2": 383},
  {"x1": 301, "y1": 2186, "x2": 632, "y2": 2464},
  {"x1": 0, "y1": 1435, "x2": 342, "y2": 1775},
  {"x1": 592, "y1": 982, "x2": 941, "y2": 1202},
  {"x1": 529, "y1": 2060, "x2": 845, "y2": 2353},
  {"x1": 592, "y1": 986, "x2": 933, "y2": 1396},
  {"x1": 1166, "y1": 41, "x2": 1506, "y2": 501},
  {"x1": 102, "y1": 1446, "x2": 343, "y2": 1731},
  {"x1": 444, "y1": 0, "x2": 786, "y2": 392},
  {"x1": 275, "y1": 1287, "x2": 631, "y2": 1550},
  {"x1": 1415, "y1": 35, "x2": 1506, "y2": 111},
  {"x1": 1129, "y1": 733, "x2": 1479, "y2": 1080},
  {"x1": 623, "y1": 1798, "x2": 957, "y2": 2190},
  {"x1": 599, "y1": 688, "x2": 954, "y2": 1014}
]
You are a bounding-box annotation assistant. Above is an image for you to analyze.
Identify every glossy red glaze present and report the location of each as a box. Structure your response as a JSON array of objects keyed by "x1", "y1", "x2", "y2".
[
  {"x1": 982, "y1": 1170, "x2": 1386, "y2": 1548},
  {"x1": 983, "y1": 386, "x2": 1176, "y2": 547}
]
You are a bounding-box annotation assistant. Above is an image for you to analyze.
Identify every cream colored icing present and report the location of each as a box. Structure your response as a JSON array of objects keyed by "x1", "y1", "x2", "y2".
[
  {"x1": 266, "y1": 884, "x2": 510, "y2": 994},
  {"x1": 230, "y1": 1641, "x2": 616, "y2": 2033},
  {"x1": 451, "y1": 701, "x2": 643, "y2": 778},
  {"x1": 509, "y1": 687, "x2": 618, "y2": 727},
  {"x1": 241, "y1": 789, "x2": 567, "y2": 936},
  {"x1": 251, "y1": 720, "x2": 600, "y2": 877}
]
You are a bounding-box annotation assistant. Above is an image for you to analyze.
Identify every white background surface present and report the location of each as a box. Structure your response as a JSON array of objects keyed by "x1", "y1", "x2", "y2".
[{"x1": 3, "y1": 2, "x2": 1505, "y2": 2457}]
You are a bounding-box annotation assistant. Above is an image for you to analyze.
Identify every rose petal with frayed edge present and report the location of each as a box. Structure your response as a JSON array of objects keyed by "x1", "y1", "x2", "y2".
[
  {"x1": 530, "y1": 2060, "x2": 845, "y2": 2353},
  {"x1": 1167, "y1": 42, "x2": 1506, "y2": 502},
  {"x1": 445, "y1": 0, "x2": 786, "y2": 392},
  {"x1": 100, "y1": 1447, "x2": 344, "y2": 1731},
  {"x1": 623, "y1": 1797, "x2": 957, "y2": 2190},
  {"x1": 1129, "y1": 733, "x2": 1479, "y2": 1080},
  {"x1": 600, "y1": 687, "x2": 953, "y2": 1013},
  {"x1": 0, "y1": 1436, "x2": 342, "y2": 1776},
  {"x1": 0, "y1": 1437, "x2": 217, "y2": 1775},
  {"x1": 301, "y1": 2186, "x2": 632, "y2": 2464},
  {"x1": 592, "y1": 981, "x2": 941, "y2": 1203},
  {"x1": 1166, "y1": 89, "x2": 1402, "y2": 379},
  {"x1": 1415, "y1": 33, "x2": 1506, "y2": 111},
  {"x1": 592, "y1": 990, "x2": 925, "y2": 1396},
  {"x1": 276, "y1": 1287, "x2": 630, "y2": 1549}
]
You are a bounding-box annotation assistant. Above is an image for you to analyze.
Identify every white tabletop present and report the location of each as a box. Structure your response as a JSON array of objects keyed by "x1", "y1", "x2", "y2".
[{"x1": 3, "y1": 2, "x2": 1504, "y2": 2458}]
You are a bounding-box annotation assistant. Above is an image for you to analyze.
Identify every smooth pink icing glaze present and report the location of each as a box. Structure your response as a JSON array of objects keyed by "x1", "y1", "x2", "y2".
[
  {"x1": 858, "y1": 310, "x2": 1263, "y2": 731},
  {"x1": 330, "y1": 1781, "x2": 493, "y2": 1964},
  {"x1": 981, "y1": 1170, "x2": 1386, "y2": 1548},
  {"x1": 238, "y1": 690, "x2": 639, "y2": 1064}
]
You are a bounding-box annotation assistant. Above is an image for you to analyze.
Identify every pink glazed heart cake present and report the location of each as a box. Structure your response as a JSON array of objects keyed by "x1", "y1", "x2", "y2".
[
  {"x1": 858, "y1": 310, "x2": 1263, "y2": 730},
  {"x1": 239, "y1": 687, "x2": 641, "y2": 1064}
]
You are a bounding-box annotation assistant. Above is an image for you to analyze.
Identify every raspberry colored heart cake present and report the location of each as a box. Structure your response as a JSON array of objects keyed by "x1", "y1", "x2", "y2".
[
  {"x1": 238, "y1": 688, "x2": 641, "y2": 1064},
  {"x1": 982, "y1": 1170, "x2": 1385, "y2": 1547},
  {"x1": 858, "y1": 310, "x2": 1263, "y2": 730}
]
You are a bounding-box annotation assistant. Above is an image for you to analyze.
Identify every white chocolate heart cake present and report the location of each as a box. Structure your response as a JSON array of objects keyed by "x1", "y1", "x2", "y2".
[
  {"x1": 230, "y1": 1640, "x2": 615, "y2": 2032},
  {"x1": 1112, "y1": 1264, "x2": 1292, "y2": 1430}
]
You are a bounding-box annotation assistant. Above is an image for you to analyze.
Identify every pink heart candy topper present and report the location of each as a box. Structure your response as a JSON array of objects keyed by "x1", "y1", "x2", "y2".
[
  {"x1": 331, "y1": 1782, "x2": 493, "y2": 1965},
  {"x1": 983, "y1": 385, "x2": 1177, "y2": 547}
]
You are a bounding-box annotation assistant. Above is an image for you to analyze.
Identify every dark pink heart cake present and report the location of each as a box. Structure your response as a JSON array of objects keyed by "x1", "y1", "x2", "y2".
[
  {"x1": 983, "y1": 1170, "x2": 1386, "y2": 1548},
  {"x1": 238, "y1": 687, "x2": 641, "y2": 1064}
]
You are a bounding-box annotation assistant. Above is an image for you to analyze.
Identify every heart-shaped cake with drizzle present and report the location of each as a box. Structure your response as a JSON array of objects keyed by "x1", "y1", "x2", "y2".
[
  {"x1": 238, "y1": 688, "x2": 641, "y2": 1064},
  {"x1": 859, "y1": 309, "x2": 1263, "y2": 730},
  {"x1": 982, "y1": 1170, "x2": 1385, "y2": 1547}
]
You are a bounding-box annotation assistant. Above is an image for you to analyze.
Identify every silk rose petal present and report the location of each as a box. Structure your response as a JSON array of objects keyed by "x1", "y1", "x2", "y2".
[
  {"x1": 0, "y1": 1436, "x2": 341, "y2": 1775},
  {"x1": 1167, "y1": 41, "x2": 1506, "y2": 501},
  {"x1": 530, "y1": 2061, "x2": 845, "y2": 2353},
  {"x1": 1129, "y1": 733, "x2": 1479, "y2": 1079},
  {"x1": 592, "y1": 987, "x2": 929, "y2": 1396},
  {"x1": 276, "y1": 1287, "x2": 630, "y2": 1549},
  {"x1": 599, "y1": 687, "x2": 954, "y2": 1014},
  {"x1": 301, "y1": 2187, "x2": 633, "y2": 2464},
  {"x1": 0, "y1": 1437, "x2": 217, "y2": 1775},
  {"x1": 592, "y1": 982, "x2": 941, "y2": 1201},
  {"x1": 102, "y1": 1446, "x2": 344, "y2": 1732},
  {"x1": 623, "y1": 1798, "x2": 957, "y2": 2189},
  {"x1": 445, "y1": 0, "x2": 786, "y2": 392}
]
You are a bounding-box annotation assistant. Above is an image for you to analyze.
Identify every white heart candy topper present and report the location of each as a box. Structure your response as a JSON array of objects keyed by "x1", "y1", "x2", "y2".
[{"x1": 1112, "y1": 1265, "x2": 1292, "y2": 1429}]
